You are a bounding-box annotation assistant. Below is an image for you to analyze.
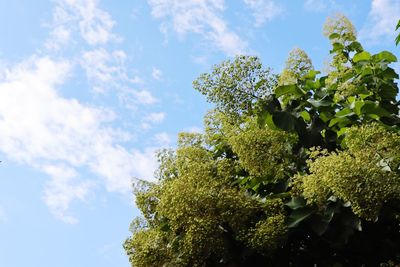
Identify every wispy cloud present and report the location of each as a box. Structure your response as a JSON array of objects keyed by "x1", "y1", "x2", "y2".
[
  {"x1": 153, "y1": 132, "x2": 172, "y2": 146},
  {"x1": 152, "y1": 67, "x2": 163, "y2": 81},
  {"x1": 81, "y1": 48, "x2": 128, "y2": 92},
  {"x1": 359, "y1": 0, "x2": 400, "y2": 44},
  {"x1": 141, "y1": 112, "x2": 166, "y2": 129},
  {"x1": 243, "y1": 0, "x2": 283, "y2": 27},
  {"x1": 120, "y1": 90, "x2": 158, "y2": 111},
  {"x1": 45, "y1": 0, "x2": 118, "y2": 49},
  {"x1": 43, "y1": 165, "x2": 93, "y2": 224},
  {"x1": 80, "y1": 47, "x2": 157, "y2": 111},
  {"x1": 148, "y1": 0, "x2": 248, "y2": 56},
  {"x1": 0, "y1": 55, "x2": 158, "y2": 223}
]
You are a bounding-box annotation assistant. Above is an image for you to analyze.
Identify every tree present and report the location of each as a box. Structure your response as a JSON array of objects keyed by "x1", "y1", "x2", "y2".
[{"x1": 124, "y1": 15, "x2": 400, "y2": 266}]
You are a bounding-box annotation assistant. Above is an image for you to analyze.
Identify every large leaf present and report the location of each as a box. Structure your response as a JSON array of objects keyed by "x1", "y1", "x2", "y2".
[
  {"x1": 303, "y1": 70, "x2": 321, "y2": 80},
  {"x1": 285, "y1": 197, "x2": 307, "y2": 210},
  {"x1": 353, "y1": 51, "x2": 371, "y2": 62},
  {"x1": 379, "y1": 83, "x2": 398, "y2": 100},
  {"x1": 257, "y1": 110, "x2": 278, "y2": 130},
  {"x1": 272, "y1": 112, "x2": 296, "y2": 131},
  {"x1": 287, "y1": 208, "x2": 314, "y2": 228},
  {"x1": 275, "y1": 84, "x2": 304, "y2": 98},
  {"x1": 328, "y1": 117, "x2": 351, "y2": 128},
  {"x1": 299, "y1": 111, "x2": 311, "y2": 122},
  {"x1": 335, "y1": 107, "x2": 354, "y2": 118},
  {"x1": 308, "y1": 98, "x2": 333, "y2": 108},
  {"x1": 310, "y1": 202, "x2": 340, "y2": 236},
  {"x1": 329, "y1": 33, "x2": 340, "y2": 40},
  {"x1": 347, "y1": 41, "x2": 363, "y2": 53},
  {"x1": 352, "y1": 101, "x2": 364, "y2": 116},
  {"x1": 372, "y1": 51, "x2": 397, "y2": 63},
  {"x1": 332, "y1": 42, "x2": 344, "y2": 52},
  {"x1": 361, "y1": 101, "x2": 391, "y2": 118},
  {"x1": 319, "y1": 111, "x2": 333, "y2": 123},
  {"x1": 381, "y1": 67, "x2": 399, "y2": 80}
]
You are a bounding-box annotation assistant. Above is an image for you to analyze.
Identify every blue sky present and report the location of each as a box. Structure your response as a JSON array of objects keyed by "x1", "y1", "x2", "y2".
[{"x1": 0, "y1": 0, "x2": 399, "y2": 266}]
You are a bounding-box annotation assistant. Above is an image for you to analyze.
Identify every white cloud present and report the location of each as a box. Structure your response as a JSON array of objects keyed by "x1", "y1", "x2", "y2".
[
  {"x1": 43, "y1": 165, "x2": 93, "y2": 224},
  {"x1": 360, "y1": 0, "x2": 400, "y2": 44},
  {"x1": 148, "y1": 0, "x2": 248, "y2": 56},
  {"x1": 133, "y1": 90, "x2": 158, "y2": 105},
  {"x1": 81, "y1": 48, "x2": 128, "y2": 93},
  {"x1": 141, "y1": 112, "x2": 166, "y2": 129},
  {"x1": 120, "y1": 90, "x2": 158, "y2": 111},
  {"x1": 0, "y1": 57, "x2": 158, "y2": 223},
  {"x1": 152, "y1": 67, "x2": 163, "y2": 81},
  {"x1": 81, "y1": 48, "x2": 157, "y2": 110},
  {"x1": 153, "y1": 132, "x2": 172, "y2": 146},
  {"x1": 243, "y1": 0, "x2": 283, "y2": 27},
  {"x1": 46, "y1": 0, "x2": 117, "y2": 47},
  {"x1": 45, "y1": 25, "x2": 72, "y2": 51}
]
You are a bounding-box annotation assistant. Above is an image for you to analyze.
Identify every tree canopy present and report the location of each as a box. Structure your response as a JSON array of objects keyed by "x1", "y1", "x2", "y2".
[{"x1": 124, "y1": 15, "x2": 400, "y2": 266}]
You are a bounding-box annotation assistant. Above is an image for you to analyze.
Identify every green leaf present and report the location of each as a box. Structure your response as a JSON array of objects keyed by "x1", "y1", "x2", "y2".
[
  {"x1": 307, "y1": 98, "x2": 332, "y2": 108},
  {"x1": 347, "y1": 41, "x2": 363, "y2": 52},
  {"x1": 372, "y1": 51, "x2": 397, "y2": 63},
  {"x1": 359, "y1": 93, "x2": 372, "y2": 100},
  {"x1": 361, "y1": 66, "x2": 373, "y2": 77},
  {"x1": 328, "y1": 117, "x2": 351, "y2": 127},
  {"x1": 300, "y1": 111, "x2": 311, "y2": 122},
  {"x1": 329, "y1": 33, "x2": 340, "y2": 40},
  {"x1": 381, "y1": 67, "x2": 399, "y2": 79},
  {"x1": 335, "y1": 107, "x2": 354, "y2": 118},
  {"x1": 353, "y1": 51, "x2": 371, "y2": 62},
  {"x1": 332, "y1": 42, "x2": 344, "y2": 52},
  {"x1": 337, "y1": 127, "x2": 348, "y2": 137},
  {"x1": 275, "y1": 84, "x2": 304, "y2": 98},
  {"x1": 285, "y1": 197, "x2": 307, "y2": 210},
  {"x1": 303, "y1": 70, "x2": 321, "y2": 80},
  {"x1": 310, "y1": 204, "x2": 337, "y2": 236},
  {"x1": 258, "y1": 111, "x2": 279, "y2": 130},
  {"x1": 353, "y1": 101, "x2": 365, "y2": 116},
  {"x1": 238, "y1": 176, "x2": 249, "y2": 185},
  {"x1": 272, "y1": 112, "x2": 296, "y2": 131},
  {"x1": 287, "y1": 208, "x2": 314, "y2": 228},
  {"x1": 319, "y1": 112, "x2": 333, "y2": 122},
  {"x1": 361, "y1": 101, "x2": 391, "y2": 117},
  {"x1": 257, "y1": 110, "x2": 269, "y2": 128},
  {"x1": 379, "y1": 83, "x2": 398, "y2": 100}
]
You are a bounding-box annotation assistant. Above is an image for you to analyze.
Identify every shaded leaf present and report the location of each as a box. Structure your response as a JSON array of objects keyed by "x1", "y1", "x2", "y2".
[
  {"x1": 285, "y1": 197, "x2": 307, "y2": 210},
  {"x1": 272, "y1": 112, "x2": 296, "y2": 131},
  {"x1": 287, "y1": 208, "x2": 314, "y2": 228},
  {"x1": 308, "y1": 98, "x2": 332, "y2": 108},
  {"x1": 275, "y1": 84, "x2": 304, "y2": 98}
]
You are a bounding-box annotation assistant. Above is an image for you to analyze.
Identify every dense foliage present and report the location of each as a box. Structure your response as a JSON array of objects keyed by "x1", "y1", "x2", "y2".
[{"x1": 124, "y1": 15, "x2": 400, "y2": 266}]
